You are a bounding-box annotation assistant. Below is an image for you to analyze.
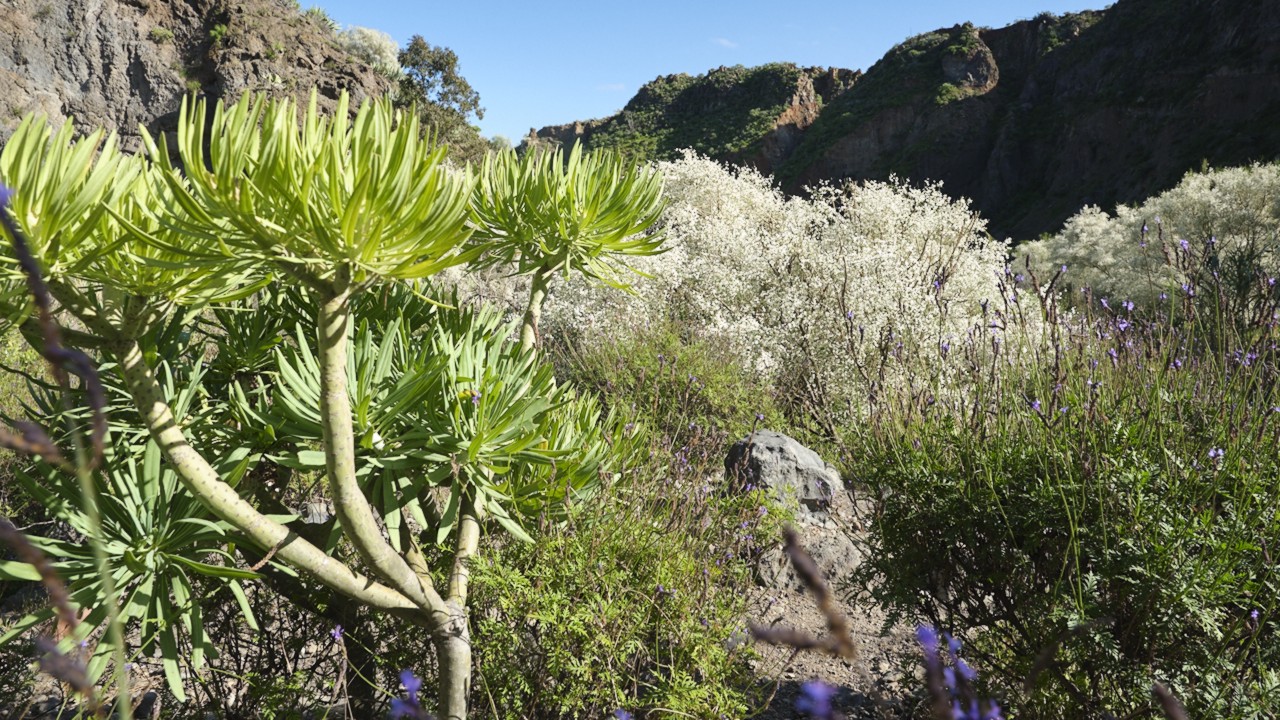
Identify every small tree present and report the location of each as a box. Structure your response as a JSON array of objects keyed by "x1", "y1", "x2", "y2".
[
  {"x1": 0, "y1": 91, "x2": 657, "y2": 718},
  {"x1": 396, "y1": 35, "x2": 489, "y2": 162}
]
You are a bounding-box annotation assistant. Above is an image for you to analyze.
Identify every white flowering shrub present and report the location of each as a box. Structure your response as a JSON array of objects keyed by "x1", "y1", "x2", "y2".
[
  {"x1": 1022, "y1": 163, "x2": 1280, "y2": 308},
  {"x1": 541, "y1": 153, "x2": 1023, "y2": 426},
  {"x1": 337, "y1": 26, "x2": 401, "y2": 77}
]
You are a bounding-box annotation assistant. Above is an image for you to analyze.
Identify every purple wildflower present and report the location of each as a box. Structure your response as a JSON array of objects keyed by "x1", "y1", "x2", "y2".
[
  {"x1": 1179, "y1": 238, "x2": 1190, "y2": 251},
  {"x1": 330, "y1": 625, "x2": 343, "y2": 641},
  {"x1": 613, "y1": 710, "x2": 634, "y2": 720},
  {"x1": 1208, "y1": 447, "x2": 1224, "y2": 461},
  {"x1": 389, "y1": 669, "x2": 430, "y2": 718},
  {"x1": 1029, "y1": 399, "x2": 1041, "y2": 413},
  {"x1": 795, "y1": 680, "x2": 837, "y2": 719},
  {"x1": 1251, "y1": 609, "x2": 1260, "y2": 621}
]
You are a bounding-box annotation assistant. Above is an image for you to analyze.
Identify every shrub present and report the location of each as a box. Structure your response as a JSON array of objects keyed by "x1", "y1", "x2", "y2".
[
  {"x1": 1022, "y1": 162, "x2": 1280, "y2": 314},
  {"x1": 849, "y1": 291, "x2": 1280, "y2": 718},
  {"x1": 148, "y1": 26, "x2": 174, "y2": 44},
  {"x1": 338, "y1": 26, "x2": 401, "y2": 77},
  {"x1": 303, "y1": 6, "x2": 338, "y2": 33},
  {"x1": 468, "y1": 412, "x2": 776, "y2": 720},
  {"x1": 545, "y1": 153, "x2": 1021, "y2": 433}
]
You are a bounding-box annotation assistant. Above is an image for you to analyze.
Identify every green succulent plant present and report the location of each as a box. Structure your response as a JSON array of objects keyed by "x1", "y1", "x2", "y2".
[
  {"x1": 0, "y1": 89, "x2": 665, "y2": 718},
  {"x1": 469, "y1": 142, "x2": 666, "y2": 348},
  {"x1": 0, "y1": 403, "x2": 262, "y2": 701}
]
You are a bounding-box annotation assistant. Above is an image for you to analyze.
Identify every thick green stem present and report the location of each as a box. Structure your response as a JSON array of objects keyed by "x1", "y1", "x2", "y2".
[
  {"x1": 520, "y1": 269, "x2": 551, "y2": 351},
  {"x1": 112, "y1": 338, "x2": 417, "y2": 613},
  {"x1": 447, "y1": 494, "x2": 481, "y2": 606},
  {"x1": 315, "y1": 277, "x2": 450, "y2": 617},
  {"x1": 433, "y1": 605, "x2": 472, "y2": 720}
]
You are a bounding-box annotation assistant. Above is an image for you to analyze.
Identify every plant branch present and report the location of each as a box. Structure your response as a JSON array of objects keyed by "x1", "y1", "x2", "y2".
[
  {"x1": 111, "y1": 337, "x2": 420, "y2": 614},
  {"x1": 520, "y1": 267, "x2": 552, "y2": 351},
  {"x1": 315, "y1": 270, "x2": 449, "y2": 617},
  {"x1": 447, "y1": 492, "x2": 482, "y2": 606}
]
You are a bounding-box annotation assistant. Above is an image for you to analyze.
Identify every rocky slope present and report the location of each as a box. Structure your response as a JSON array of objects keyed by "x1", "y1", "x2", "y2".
[
  {"x1": 527, "y1": 0, "x2": 1280, "y2": 239},
  {"x1": 0, "y1": 0, "x2": 392, "y2": 151},
  {"x1": 521, "y1": 63, "x2": 858, "y2": 172}
]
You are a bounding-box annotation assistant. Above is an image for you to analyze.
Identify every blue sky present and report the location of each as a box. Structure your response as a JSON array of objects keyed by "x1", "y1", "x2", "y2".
[{"x1": 314, "y1": 1, "x2": 1108, "y2": 142}]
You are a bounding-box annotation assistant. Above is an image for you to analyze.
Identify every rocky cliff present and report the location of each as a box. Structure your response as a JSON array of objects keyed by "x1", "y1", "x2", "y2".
[
  {"x1": 786, "y1": 0, "x2": 1280, "y2": 238},
  {"x1": 0, "y1": 0, "x2": 392, "y2": 151},
  {"x1": 528, "y1": 0, "x2": 1280, "y2": 239},
  {"x1": 520, "y1": 63, "x2": 858, "y2": 172}
]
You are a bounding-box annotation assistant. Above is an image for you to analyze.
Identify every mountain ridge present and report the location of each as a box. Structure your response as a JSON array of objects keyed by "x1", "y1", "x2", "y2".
[{"x1": 521, "y1": 0, "x2": 1280, "y2": 239}]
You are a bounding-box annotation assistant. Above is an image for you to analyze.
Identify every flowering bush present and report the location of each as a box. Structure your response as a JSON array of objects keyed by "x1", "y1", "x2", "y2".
[
  {"x1": 337, "y1": 26, "x2": 402, "y2": 77},
  {"x1": 543, "y1": 153, "x2": 1020, "y2": 429},
  {"x1": 1022, "y1": 162, "x2": 1280, "y2": 311},
  {"x1": 850, "y1": 290, "x2": 1280, "y2": 718}
]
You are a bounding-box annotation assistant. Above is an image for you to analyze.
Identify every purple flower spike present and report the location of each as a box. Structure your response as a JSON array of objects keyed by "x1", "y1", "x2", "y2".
[
  {"x1": 917, "y1": 625, "x2": 940, "y2": 654},
  {"x1": 389, "y1": 698, "x2": 418, "y2": 718},
  {"x1": 795, "y1": 680, "x2": 837, "y2": 719}
]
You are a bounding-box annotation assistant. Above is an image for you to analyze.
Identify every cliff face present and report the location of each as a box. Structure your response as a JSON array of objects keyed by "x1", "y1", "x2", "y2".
[
  {"x1": 0, "y1": 0, "x2": 392, "y2": 150},
  {"x1": 784, "y1": 0, "x2": 1280, "y2": 237},
  {"x1": 529, "y1": 0, "x2": 1280, "y2": 239}
]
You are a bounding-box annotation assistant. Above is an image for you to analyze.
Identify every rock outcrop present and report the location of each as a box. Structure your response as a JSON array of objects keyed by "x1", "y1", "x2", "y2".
[
  {"x1": 519, "y1": 64, "x2": 858, "y2": 171},
  {"x1": 783, "y1": 0, "x2": 1280, "y2": 237},
  {"x1": 0, "y1": 0, "x2": 393, "y2": 150},
  {"x1": 724, "y1": 430, "x2": 870, "y2": 594}
]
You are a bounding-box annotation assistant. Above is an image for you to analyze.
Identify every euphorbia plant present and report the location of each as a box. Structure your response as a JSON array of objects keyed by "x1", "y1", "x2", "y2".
[
  {"x1": 470, "y1": 142, "x2": 666, "y2": 349},
  {"x1": 0, "y1": 90, "x2": 658, "y2": 718}
]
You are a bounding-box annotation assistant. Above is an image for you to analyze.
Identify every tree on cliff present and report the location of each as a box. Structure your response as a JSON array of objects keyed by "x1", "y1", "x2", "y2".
[{"x1": 396, "y1": 35, "x2": 490, "y2": 162}]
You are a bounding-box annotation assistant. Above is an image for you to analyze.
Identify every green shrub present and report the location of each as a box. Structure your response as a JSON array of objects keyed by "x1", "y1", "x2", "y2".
[
  {"x1": 148, "y1": 26, "x2": 174, "y2": 43},
  {"x1": 468, "y1": 439, "x2": 775, "y2": 719},
  {"x1": 933, "y1": 82, "x2": 965, "y2": 105},
  {"x1": 548, "y1": 317, "x2": 787, "y2": 449},
  {"x1": 848, "y1": 293, "x2": 1280, "y2": 718}
]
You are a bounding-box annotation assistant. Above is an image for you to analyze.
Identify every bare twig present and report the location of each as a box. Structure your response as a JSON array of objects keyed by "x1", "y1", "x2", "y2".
[{"x1": 748, "y1": 525, "x2": 857, "y2": 660}]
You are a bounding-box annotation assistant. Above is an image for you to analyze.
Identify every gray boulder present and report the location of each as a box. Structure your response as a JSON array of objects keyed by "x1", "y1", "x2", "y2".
[
  {"x1": 725, "y1": 430, "x2": 842, "y2": 524},
  {"x1": 755, "y1": 531, "x2": 863, "y2": 593}
]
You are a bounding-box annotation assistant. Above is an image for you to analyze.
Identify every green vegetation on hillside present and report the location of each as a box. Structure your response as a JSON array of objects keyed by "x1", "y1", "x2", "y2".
[
  {"x1": 777, "y1": 24, "x2": 980, "y2": 183},
  {"x1": 580, "y1": 63, "x2": 811, "y2": 162},
  {"x1": 777, "y1": 13, "x2": 1100, "y2": 184}
]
